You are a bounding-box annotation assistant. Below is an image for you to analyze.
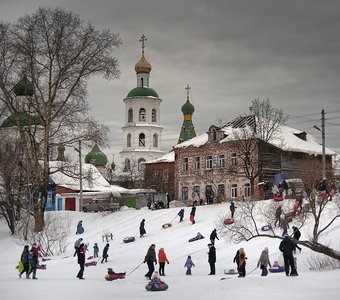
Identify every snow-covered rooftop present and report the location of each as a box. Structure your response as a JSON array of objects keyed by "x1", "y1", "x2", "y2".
[{"x1": 145, "y1": 151, "x2": 175, "y2": 164}]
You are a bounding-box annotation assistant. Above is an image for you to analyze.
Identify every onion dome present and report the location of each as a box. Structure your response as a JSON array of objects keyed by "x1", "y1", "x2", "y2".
[
  {"x1": 135, "y1": 53, "x2": 152, "y2": 74},
  {"x1": 181, "y1": 99, "x2": 195, "y2": 115},
  {"x1": 85, "y1": 144, "x2": 108, "y2": 167},
  {"x1": 14, "y1": 75, "x2": 34, "y2": 96},
  {"x1": 1, "y1": 111, "x2": 42, "y2": 128}
]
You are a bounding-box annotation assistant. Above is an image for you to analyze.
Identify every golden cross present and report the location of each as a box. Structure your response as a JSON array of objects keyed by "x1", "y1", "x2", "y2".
[
  {"x1": 185, "y1": 84, "x2": 191, "y2": 100},
  {"x1": 139, "y1": 34, "x2": 147, "y2": 53}
]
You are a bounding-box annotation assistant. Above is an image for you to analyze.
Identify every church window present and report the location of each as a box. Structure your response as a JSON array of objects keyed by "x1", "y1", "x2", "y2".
[
  {"x1": 152, "y1": 109, "x2": 157, "y2": 122},
  {"x1": 125, "y1": 159, "x2": 131, "y2": 170},
  {"x1": 153, "y1": 134, "x2": 158, "y2": 147},
  {"x1": 128, "y1": 108, "x2": 133, "y2": 122},
  {"x1": 139, "y1": 133, "x2": 145, "y2": 147},
  {"x1": 138, "y1": 158, "x2": 146, "y2": 171},
  {"x1": 139, "y1": 108, "x2": 146, "y2": 121},
  {"x1": 127, "y1": 134, "x2": 131, "y2": 147}
]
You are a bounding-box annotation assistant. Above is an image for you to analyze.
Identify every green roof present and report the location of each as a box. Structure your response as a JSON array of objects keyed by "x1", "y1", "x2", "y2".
[
  {"x1": 85, "y1": 144, "x2": 108, "y2": 167},
  {"x1": 14, "y1": 75, "x2": 34, "y2": 96},
  {"x1": 1, "y1": 112, "x2": 42, "y2": 128},
  {"x1": 181, "y1": 99, "x2": 195, "y2": 115},
  {"x1": 126, "y1": 87, "x2": 159, "y2": 98}
]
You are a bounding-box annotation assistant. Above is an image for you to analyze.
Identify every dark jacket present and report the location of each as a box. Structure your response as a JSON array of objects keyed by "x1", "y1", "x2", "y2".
[
  {"x1": 29, "y1": 246, "x2": 39, "y2": 264},
  {"x1": 21, "y1": 246, "x2": 29, "y2": 264},
  {"x1": 190, "y1": 206, "x2": 196, "y2": 216},
  {"x1": 102, "y1": 244, "x2": 109, "y2": 258},
  {"x1": 208, "y1": 246, "x2": 216, "y2": 263},
  {"x1": 279, "y1": 236, "x2": 296, "y2": 256},
  {"x1": 178, "y1": 209, "x2": 184, "y2": 218},
  {"x1": 210, "y1": 229, "x2": 219, "y2": 241},
  {"x1": 140, "y1": 220, "x2": 146, "y2": 235},
  {"x1": 77, "y1": 245, "x2": 85, "y2": 264},
  {"x1": 230, "y1": 202, "x2": 236, "y2": 212},
  {"x1": 293, "y1": 227, "x2": 301, "y2": 240},
  {"x1": 233, "y1": 250, "x2": 240, "y2": 265},
  {"x1": 144, "y1": 246, "x2": 157, "y2": 263}
]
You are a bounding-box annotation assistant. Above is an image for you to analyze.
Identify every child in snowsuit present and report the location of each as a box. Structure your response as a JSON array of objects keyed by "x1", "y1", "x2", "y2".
[
  {"x1": 238, "y1": 248, "x2": 247, "y2": 277},
  {"x1": 178, "y1": 209, "x2": 185, "y2": 222},
  {"x1": 158, "y1": 248, "x2": 169, "y2": 276},
  {"x1": 184, "y1": 255, "x2": 195, "y2": 275},
  {"x1": 76, "y1": 220, "x2": 83, "y2": 234},
  {"x1": 190, "y1": 205, "x2": 196, "y2": 224},
  {"x1": 93, "y1": 243, "x2": 99, "y2": 258},
  {"x1": 76, "y1": 243, "x2": 85, "y2": 279},
  {"x1": 19, "y1": 245, "x2": 30, "y2": 278},
  {"x1": 101, "y1": 243, "x2": 110, "y2": 263},
  {"x1": 140, "y1": 219, "x2": 146, "y2": 237}
]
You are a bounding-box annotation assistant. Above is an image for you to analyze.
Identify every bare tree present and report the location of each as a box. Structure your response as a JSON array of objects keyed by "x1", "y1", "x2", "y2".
[
  {"x1": 0, "y1": 7, "x2": 121, "y2": 231},
  {"x1": 226, "y1": 99, "x2": 288, "y2": 197}
]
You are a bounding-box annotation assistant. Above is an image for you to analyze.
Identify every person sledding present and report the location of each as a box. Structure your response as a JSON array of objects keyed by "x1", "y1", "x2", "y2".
[
  {"x1": 145, "y1": 271, "x2": 168, "y2": 291},
  {"x1": 178, "y1": 208, "x2": 185, "y2": 222}
]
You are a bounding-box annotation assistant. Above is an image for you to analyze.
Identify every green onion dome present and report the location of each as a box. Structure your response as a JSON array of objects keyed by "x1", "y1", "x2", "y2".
[{"x1": 85, "y1": 144, "x2": 108, "y2": 167}]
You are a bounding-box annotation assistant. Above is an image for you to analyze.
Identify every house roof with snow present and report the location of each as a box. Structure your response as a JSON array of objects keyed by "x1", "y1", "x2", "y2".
[
  {"x1": 145, "y1": 151, "x2": 175, "y2": 164},
  {"x1": 175, "y1": 116, "x2": 337, "y2": 156}
]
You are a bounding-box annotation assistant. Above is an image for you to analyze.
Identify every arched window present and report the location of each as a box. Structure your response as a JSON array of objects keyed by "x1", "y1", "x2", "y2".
[
  {"x1": 127, "y1": 133, "x2": 131, "y2": 147},
  {"x1": 128, "y1": 108, "x2": 133, "y2": 122},
  {"x1": 139, "y1": 133, "x2": 145, "y2": 147},
  {"x1": 152, "y1": 109, "x2": 157, "y2": 122},
  {"x1": 138, "y1": 158, "x2": 146, "y2": 171},
  {"x1": 139, "y1": 108, "x2": 146, "y2": 121},
  {"x1": 153, "y1": 133, "x2": 158, "y2": 147},
  {"x1": 125, "y1": 159, "x2": 131, "y2": 170}
]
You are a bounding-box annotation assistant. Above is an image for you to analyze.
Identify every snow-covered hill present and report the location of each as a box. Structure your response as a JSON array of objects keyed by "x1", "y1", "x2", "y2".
[{"x1": 0, "y1": 201, "x2": 339, "y2": 300}]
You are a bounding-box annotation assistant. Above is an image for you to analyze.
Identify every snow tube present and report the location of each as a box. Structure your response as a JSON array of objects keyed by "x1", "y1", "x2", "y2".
[
  {"x1": 188, "y1": 233, "x2": 204, "y2": 242},
  {"x1": 261, "y1": 225, "x2": 271, "y2": 231},
  {"x1": 85, "y1": 261, "x2": 97, "y2": 267},
  {"x1": 105, "y1": 273, "x2": 126, "y2": 281},
  {"x1": 269, "y1": 266, "x2": 285, "y2": 273},
  {"x1": 223, "y1": 218, "x2": 234, "y2": 225},
  {"x1": 145, "y1": 280, "x2": 168, "y2": 291},
  {"x1": 273, "y1": 195, "x2": 284, "y2": 201},
  {"x1": 224, "y1": 268, "x2": 238, "y2": 275},
  {"x1": 77, "y1": 226, "x2": 84, "y2": 234},
  {"x1": 87, "y1": 256, "x2": 94, "y2": 260},
  {"x1": 37, "y1": 264, "x2": 46, "y2": 270},
  {"x1": 123, "y1": 236, "x2": 135, "y2": 243},
  {"x1": 162, "y1": 223, "x2": 172, "y2": 229}
]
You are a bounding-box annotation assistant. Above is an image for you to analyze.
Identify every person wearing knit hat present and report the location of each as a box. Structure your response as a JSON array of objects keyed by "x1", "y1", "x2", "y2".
[{"x1": 257, "y1": 247, "x2": 272, "y2": 276}]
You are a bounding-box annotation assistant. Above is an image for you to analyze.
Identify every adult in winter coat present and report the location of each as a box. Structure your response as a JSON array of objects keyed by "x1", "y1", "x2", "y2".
[
  {"x1": 184, "y1": 255, "x2": 195, "y2": 275},
  {"x1": 73, "y1": 238, "x2": 83, "y2": 257},
  {"x1": 76, "y1": 243, "x2": 85, "y2": 279},
  {"x1": 279, "y1": 233, "x2": 298, "y2": 276},
  {"x1": 230, "y1": 201, "x2": 236, "y2": 219},
  {"x1": 238, "y1": 248, "x2": 247, "y2": 277},
  {"x1": 207, "y1": 243, "x2": 216, "y2": 275},
  {"x1": 275, "y1": 206, "x2": 282, "y2": 227},
  {"x1": 190, "y1": 205, "x2": 196, "y2": 224},
  {"x1": 233, "y1": 249, "x2": 240, "y2": 272},
  {"x1": 257, "y1": 247, "x2": 272, "y2": 276},
  {"x1": 210, "y1": 229, "x2": 219, "y2": 246},
  {"x1": 140, "y1": 219, "x2": 146, "y2": 237},
  {"x1": 144, "y1": 244, "x2": 157, "y2": 279},
  {"x1": 19, "y1": 245, "x2": 30, "y2": 279},
  {"x1": 27, "y1": 243, "x2": 39, "y2": 279},
  {"x1": 101, "y1": 243, "x2": 110, "y2": 263},
  {"x1": 158, "y1": 248, "x2": 169, "y2": 276},
  {"x1": 292, "y1": 226, "x2": 302, "y2": 252},
  {"x1": 178, "y1": 209, "x2": 185, "y2": 222}
]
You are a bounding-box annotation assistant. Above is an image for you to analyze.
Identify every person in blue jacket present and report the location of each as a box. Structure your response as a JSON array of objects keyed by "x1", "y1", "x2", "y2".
[
  {"x1": 178, "y1": 209, "x2": 185, "y2": 222},
  {"x1": 184, "y1": 255, "x2": 195, "y2": 275}
]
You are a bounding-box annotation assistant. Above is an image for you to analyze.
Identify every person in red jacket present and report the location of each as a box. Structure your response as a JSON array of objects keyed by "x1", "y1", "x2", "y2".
[{"x1": 158, "y1": 247, "x2": 169, "y2": 276}]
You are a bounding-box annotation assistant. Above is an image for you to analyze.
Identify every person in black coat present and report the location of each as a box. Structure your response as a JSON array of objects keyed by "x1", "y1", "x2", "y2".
[
  {"x1": 101, "y1": 243, "x2": 110, "y2": 263},
  {"x1": 144, "y1": 244, "x2": 157, "y2": 279},
  {"x1": 140, "y1": 219, "x2": 146, "y2": 237},
  {"x1": 27, "y1": 243, "x2": 39, "y2": 279},
  {"x1": 233, "y1": 249, "x2": 240, "y2": 272},
  {"x1": 279, "y1": 233, "x2": 298, "y2": 276},
  {"x1": 207, "y1": 243, "x2": 216, "y2": 275},
  {"x1": 76, "y1": 243, "x2": 85, "y2": 279},
  {"x1": 292, "y1": 226, "x2": 302, "y2": 252},
  {"x1": 19, "y1": 245, "x2": 30, "y2": 278},
  {"x1": 210, "y1": 229, "x2": 219, "y2": 246},
  {"x1": 190, "y1": 205, "x2": 196, "y2": 224},
  {"x1": 230, "y1": 201, "x2": 236, "y2": 219}
]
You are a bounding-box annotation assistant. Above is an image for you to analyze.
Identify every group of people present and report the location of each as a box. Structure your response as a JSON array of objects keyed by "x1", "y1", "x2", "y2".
[{"x1": 18, "y1": 243, "x2": 39, "y2": 279}]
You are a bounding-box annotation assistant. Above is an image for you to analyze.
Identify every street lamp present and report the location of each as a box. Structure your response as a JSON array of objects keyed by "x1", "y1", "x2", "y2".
[{"x1": 314, "y1": 109, "x2": 326, "y2": 179}]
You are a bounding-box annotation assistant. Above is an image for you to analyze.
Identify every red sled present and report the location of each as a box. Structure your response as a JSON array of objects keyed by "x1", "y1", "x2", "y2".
[
  {"x1": 162, "y1": 223, "x2": 172, "y2": 229},
  {"x1": 224, "y1": 218, "x2": 234, "y2": 225},
  {"x1": 87, "y1": 256, "x2": 94, "y2": 260},
  {"x1": 85, "y1": 261, "x2": 97, "y2": 267}
]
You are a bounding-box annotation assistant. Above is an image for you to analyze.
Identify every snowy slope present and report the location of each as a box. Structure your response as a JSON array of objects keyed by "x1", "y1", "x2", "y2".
[{"x1": 0, "y1": 201, "x2": 339, "y2": 300}]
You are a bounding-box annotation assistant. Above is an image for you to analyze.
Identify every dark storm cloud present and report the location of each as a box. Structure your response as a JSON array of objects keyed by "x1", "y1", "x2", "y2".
[{"x1": 1, "y1": 0, "x2": 339, "y2": 159}]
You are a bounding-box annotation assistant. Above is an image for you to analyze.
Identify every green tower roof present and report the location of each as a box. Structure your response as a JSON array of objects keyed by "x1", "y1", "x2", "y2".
[
  {"x1": 181, "y1": 99, "x2": 195, "y2": 115},
  {"x1": 85, "y1": 144, "x2": 108, "y2": 167},
  {"x1": 1, "y1": 112, "x2": 42, "y2": 128},
  {"x1": 126, "y1": 87, "x2": 159, "y2": 98},
  {"x1": 14, "y1": 75, "x2": 34, "y2": 96}
]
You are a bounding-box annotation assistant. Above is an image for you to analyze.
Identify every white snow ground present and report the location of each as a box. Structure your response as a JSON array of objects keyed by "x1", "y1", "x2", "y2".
[{"x1": 0, "y1": 200, "x2": 339, "y2": 300}]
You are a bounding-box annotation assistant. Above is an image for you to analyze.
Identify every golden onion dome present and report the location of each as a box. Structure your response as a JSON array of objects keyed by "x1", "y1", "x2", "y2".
[{"x1": 135, "y1": 53, "x2": 152, "y2": 74}]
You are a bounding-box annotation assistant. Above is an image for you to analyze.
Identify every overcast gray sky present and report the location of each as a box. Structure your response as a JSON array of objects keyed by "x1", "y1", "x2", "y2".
[{"x1": 1, "y1": 0, "x2": 340, "y2": 164}]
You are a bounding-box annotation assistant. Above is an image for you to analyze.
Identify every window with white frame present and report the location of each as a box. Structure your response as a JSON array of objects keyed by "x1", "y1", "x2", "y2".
[
  {"x1": 231, "y1": 184, "x2": 238, "y2": 199},
  {"x1": 206, "y1": 155, "x2": 213, "y2": 169},
  {"x1": 218, "y1": 154, "x2": 225, "y2": 168},
  {"x1": 244, "y1": 183, "x2": 251, "y2": 197},
  {"x1": 231, "y1": 152, "x2": 237, "y2": 166},
  {"x1": 194, "y1": 156, "x2": 200, "y2": 170},
  {"x1": 181, "y1": 187, "x2": 189, "y2": 201},
  {"x1": 182, "y1": 157, "x2": 189, "y2": 171}
]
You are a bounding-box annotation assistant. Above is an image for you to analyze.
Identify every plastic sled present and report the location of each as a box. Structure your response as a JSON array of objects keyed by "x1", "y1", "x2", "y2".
[
  {"x1": 162, "y1": 223, "x2": 172, "y2": 229},
  {"x1": 123, "y1": 236, "x2": 135, "y2": 243},
  {"x1": 224, "y1": 218, "x2": 234, "y2": 225}
]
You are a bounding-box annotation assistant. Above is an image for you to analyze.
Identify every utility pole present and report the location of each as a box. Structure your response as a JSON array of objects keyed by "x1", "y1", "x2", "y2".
[{"x1": 321, "y1": 109, "x2": 326, "y2": 179}]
